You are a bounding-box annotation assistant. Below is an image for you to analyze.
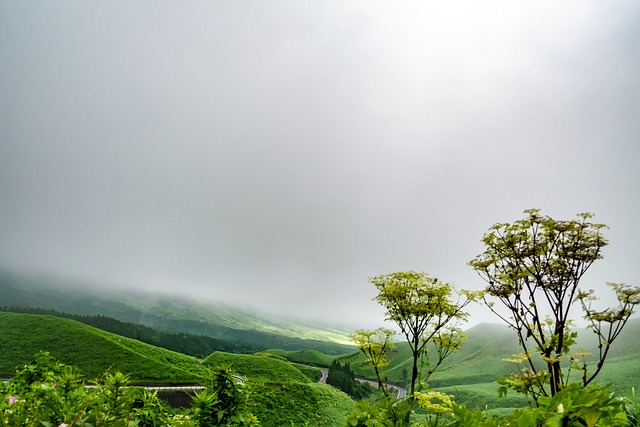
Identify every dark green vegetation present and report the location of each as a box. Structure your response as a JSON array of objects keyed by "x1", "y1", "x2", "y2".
[{"x1": 326, "y1": 360, "x2": 372, "y2": 399}]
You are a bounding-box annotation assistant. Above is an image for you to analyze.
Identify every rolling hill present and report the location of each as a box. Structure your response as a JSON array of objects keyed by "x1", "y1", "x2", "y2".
[
  {"x1": 0, "y1": 311, "x2": 209, "y2": 382},
  {"x1": 338, "y1": 319, "x2": 640, "y2": 410},
  {"x1": 0, "y1": 311, "x2": 356, "y2": 427},
  {"x1": 0, "y1": 270, "x2": 354, "y2": 354}
]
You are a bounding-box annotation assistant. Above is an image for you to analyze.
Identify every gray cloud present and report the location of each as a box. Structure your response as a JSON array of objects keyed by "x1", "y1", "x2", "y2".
[{"x1": 1, "y1": 1, "x2": 639, "y2": 328}]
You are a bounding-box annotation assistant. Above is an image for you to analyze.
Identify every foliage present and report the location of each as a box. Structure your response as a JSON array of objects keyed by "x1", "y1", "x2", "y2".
[
  {"x1": 469, "y1": 209, "x2": 640, "y2": 402},
  {"x1": 499, "y1": 384, "x2": 628, "y2": 427},
  {"x1": 623, "y1": 387, "x2": 640, "y2": 427},
  {"x1": 191, "y1": 365, "x2": 258, "y2": 426},
  {"x1": 368, "y1": 271, "x2": 476, "y2": 423},
  {"x1": 350, "y1": 328, "x2": 395, "y2": 396},
  {"x1": 326, "y1": 361, "x2": 372, "y2": 400},
  {"x1": 291, "y1": 363, "x2": 323, "y2": 383},
  {"x1": 343, "y1": 397, "x2": 412, "y2": 427},
  {"x1": 0, "y1": 351, "x2": 172, "y2": 426},
  {"x1": 0, "y1": 351, "x2": 261, "y2": 426},
  {"x1": 346, "y1": 384, "x2": 629, "y2": 427}
]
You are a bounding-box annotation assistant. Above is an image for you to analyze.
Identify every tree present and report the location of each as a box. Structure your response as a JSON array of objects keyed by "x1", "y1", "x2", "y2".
[
  {"x1": 326, "y1": 360, "x2": 371, "y2": 399},
  {"x1": 350, "y1": 327, "x2": 395, "y2": 397},
  {"x1": 469, "y1": 209, "x2": 640, "y2": 402},
  {"x1": 370, "y1": 271, "x2": 474, "y2": 421}
]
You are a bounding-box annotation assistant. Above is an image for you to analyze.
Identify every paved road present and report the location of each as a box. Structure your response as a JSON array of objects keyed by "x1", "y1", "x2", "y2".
[
  {"x1": 80, "y1": 375, "x2": 244, "y2": 392},
  {"x1": 318, "y1": 368, "x2": 407, "y2": 399},
  {"x1": 319, "y1": 368, "x2": 329, "y2": 384},
  {"x1": 355, "y1": 377, "x2": 407, "y2": 399}
]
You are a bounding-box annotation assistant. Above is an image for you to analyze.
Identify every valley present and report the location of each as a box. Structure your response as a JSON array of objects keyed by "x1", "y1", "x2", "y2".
[{"x1": 1, "y1": 272, "x2": 639, "y2": 426}]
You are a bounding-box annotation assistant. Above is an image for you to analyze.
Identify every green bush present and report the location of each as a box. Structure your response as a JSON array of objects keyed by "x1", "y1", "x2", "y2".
[{"x1": 0, "y1": 351, "x2": 257, "y2": 427}]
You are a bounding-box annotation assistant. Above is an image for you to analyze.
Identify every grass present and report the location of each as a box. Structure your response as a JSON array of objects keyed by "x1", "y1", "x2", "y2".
[
  {"x1": 0, "y1": 312, "x2": 208, "y2": 383},
  {"x1": 245, "y1": 382, "x2": 356, "y2": 427},
  {"x1": 203, "y1": 351, "x2": 312, "y2": 384},
  {"x1": 265, "y1": 348, "x2": 348, "y2": 367},
  {"x1": 203, "y1": 351, "x2": 355, "y2": 426}
]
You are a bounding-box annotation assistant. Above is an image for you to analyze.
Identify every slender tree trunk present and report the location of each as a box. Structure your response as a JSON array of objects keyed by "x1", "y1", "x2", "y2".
[{"x1": 404, "y1": 347, "x2": 420, "y2": 425}]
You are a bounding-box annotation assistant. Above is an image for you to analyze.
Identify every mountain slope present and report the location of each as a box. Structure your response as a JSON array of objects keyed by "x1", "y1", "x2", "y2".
[
  {"x1": 0, "y1": 312, "x2": 209, "y2": 382},
  {"x1": 0, "y1": 270, "x2": 353, "y2": 353},
  {"x1": 338, "y1": 318, "x2": 640, "y2": 390}
]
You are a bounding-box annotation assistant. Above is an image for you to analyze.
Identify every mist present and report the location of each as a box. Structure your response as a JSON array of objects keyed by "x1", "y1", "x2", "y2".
[{"x1": 1, "y1": 1, "x2": 639, "y2": 329}]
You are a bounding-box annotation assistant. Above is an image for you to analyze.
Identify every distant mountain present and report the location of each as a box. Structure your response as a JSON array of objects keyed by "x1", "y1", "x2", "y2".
[{"x1": 0, "y1": 270, "x2": 354, "y2": 354}]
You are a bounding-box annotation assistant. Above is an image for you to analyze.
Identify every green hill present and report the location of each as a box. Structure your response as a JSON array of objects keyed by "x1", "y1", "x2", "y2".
[
  {"x1": 265, "y1": 348, "x2": 348, "y2": 367},
  {"x1": 203, "y1": 351, "x2": 312, "y2": 384},
  {"x1": 202, "y1": 351, "x2": 355, "y2": 426},
  {"x1": 0, "y1": 270, "x2": 353, "y2": 354},
  {"x1": 339, "y1": 319, "x2": 640, "y2": 410},
  {"x1": 0, "y1": 312, "x2": 208, "y2": 382},
  {"x1": 247, "y1": 382, "x2": 355, "y2": 427}
]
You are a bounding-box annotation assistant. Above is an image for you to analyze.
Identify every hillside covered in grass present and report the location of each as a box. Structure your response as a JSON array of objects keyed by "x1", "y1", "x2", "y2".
[
  {"x1": 339, "y1": 319, "x2": 640, "y2": 410},
  {"x1": 203, "y1": 351, "x2": 314, "y2": 383},
  {"x1": 0, "y1": 312, "x2": 208, "y2": 382},
  {"x1": 202, "y1": 351, "x2": 355, "y2": 427},
  {"x1": 265, "y1": 348, "x2": 348, "y2": 367},
  {"x1": 0, "y1": 270, "x2": 354, "y2": 354}
]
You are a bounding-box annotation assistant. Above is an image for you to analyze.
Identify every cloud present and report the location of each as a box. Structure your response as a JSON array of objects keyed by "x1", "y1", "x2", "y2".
[{"x1": 0, "y1": 1, "x2": 639, "y2": 328}]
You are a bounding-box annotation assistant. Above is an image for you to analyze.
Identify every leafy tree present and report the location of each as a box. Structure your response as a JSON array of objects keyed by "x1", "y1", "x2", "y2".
[
  {"x1": 469, "y1": 209, "x2": 640, "y2": 402},
  {"x1": 370, "y1": 271, "x2": 475, "y2": 423},
  {"x1": 350, "y1": 327, "x2": 395, "y2": 397}
]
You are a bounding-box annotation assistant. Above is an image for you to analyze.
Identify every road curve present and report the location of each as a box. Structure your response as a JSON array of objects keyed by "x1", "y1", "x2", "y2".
[
  {"x1": 355, "y1": 377, "x2": 407, "y2": 399},
  {"x1": 317, "y1": 368, "x2": 407, "y2": 399},
  {"x1": 319, "y1": 368, "x2": 329, "y2": 384}
]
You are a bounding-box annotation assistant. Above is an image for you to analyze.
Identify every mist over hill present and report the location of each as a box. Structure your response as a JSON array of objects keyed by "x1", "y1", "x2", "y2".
[{"x1": 0, "y1": 270, "x2": 354, "y2": 354}]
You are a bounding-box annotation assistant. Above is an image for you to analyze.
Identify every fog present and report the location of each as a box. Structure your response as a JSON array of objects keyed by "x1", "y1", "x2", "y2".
[{"x1": 1, "y1": 1, "x2": 639, "y2": 329}]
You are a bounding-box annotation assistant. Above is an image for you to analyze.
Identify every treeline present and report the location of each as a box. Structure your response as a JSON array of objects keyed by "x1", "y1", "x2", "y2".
[
  {"x1": 0, "y1": 306, "x2": 354, "y2": 357},
  {"x1": 326, "y1": 360, "x2": 372, "y2": 400}
]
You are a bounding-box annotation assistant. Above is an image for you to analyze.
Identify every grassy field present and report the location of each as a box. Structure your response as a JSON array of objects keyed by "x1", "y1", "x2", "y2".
[
  {"x1": 203, "y1": 351, "x2": 312, "y2": 383},
  {"x1": 265, "y1": 348, "x2": 350, "y2": 367},
  {"x1": 202, "y1": 351, "x2": 355, "y2": 426},
  {"x1": 0, "y1": 312, "x2": 208, "y2": 382},
  {"x1": 246, "y1": 382, "x2": 355, "y2": 427}
]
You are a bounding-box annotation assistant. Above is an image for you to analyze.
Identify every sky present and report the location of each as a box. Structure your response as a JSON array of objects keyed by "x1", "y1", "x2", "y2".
[{"x1": 1, "y1": 1, "x2": 639, "y2": 330}]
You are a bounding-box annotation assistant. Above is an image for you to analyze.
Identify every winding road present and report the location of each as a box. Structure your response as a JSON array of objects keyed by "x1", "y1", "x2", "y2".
[{"x1": 318, "y1": 368, "x2": 407, "y2": 399}]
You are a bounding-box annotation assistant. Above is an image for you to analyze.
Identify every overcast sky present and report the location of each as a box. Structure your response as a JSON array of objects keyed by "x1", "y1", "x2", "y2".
[{"x1": 1, "y1": 1, "x2": 639, "y2": 329}]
